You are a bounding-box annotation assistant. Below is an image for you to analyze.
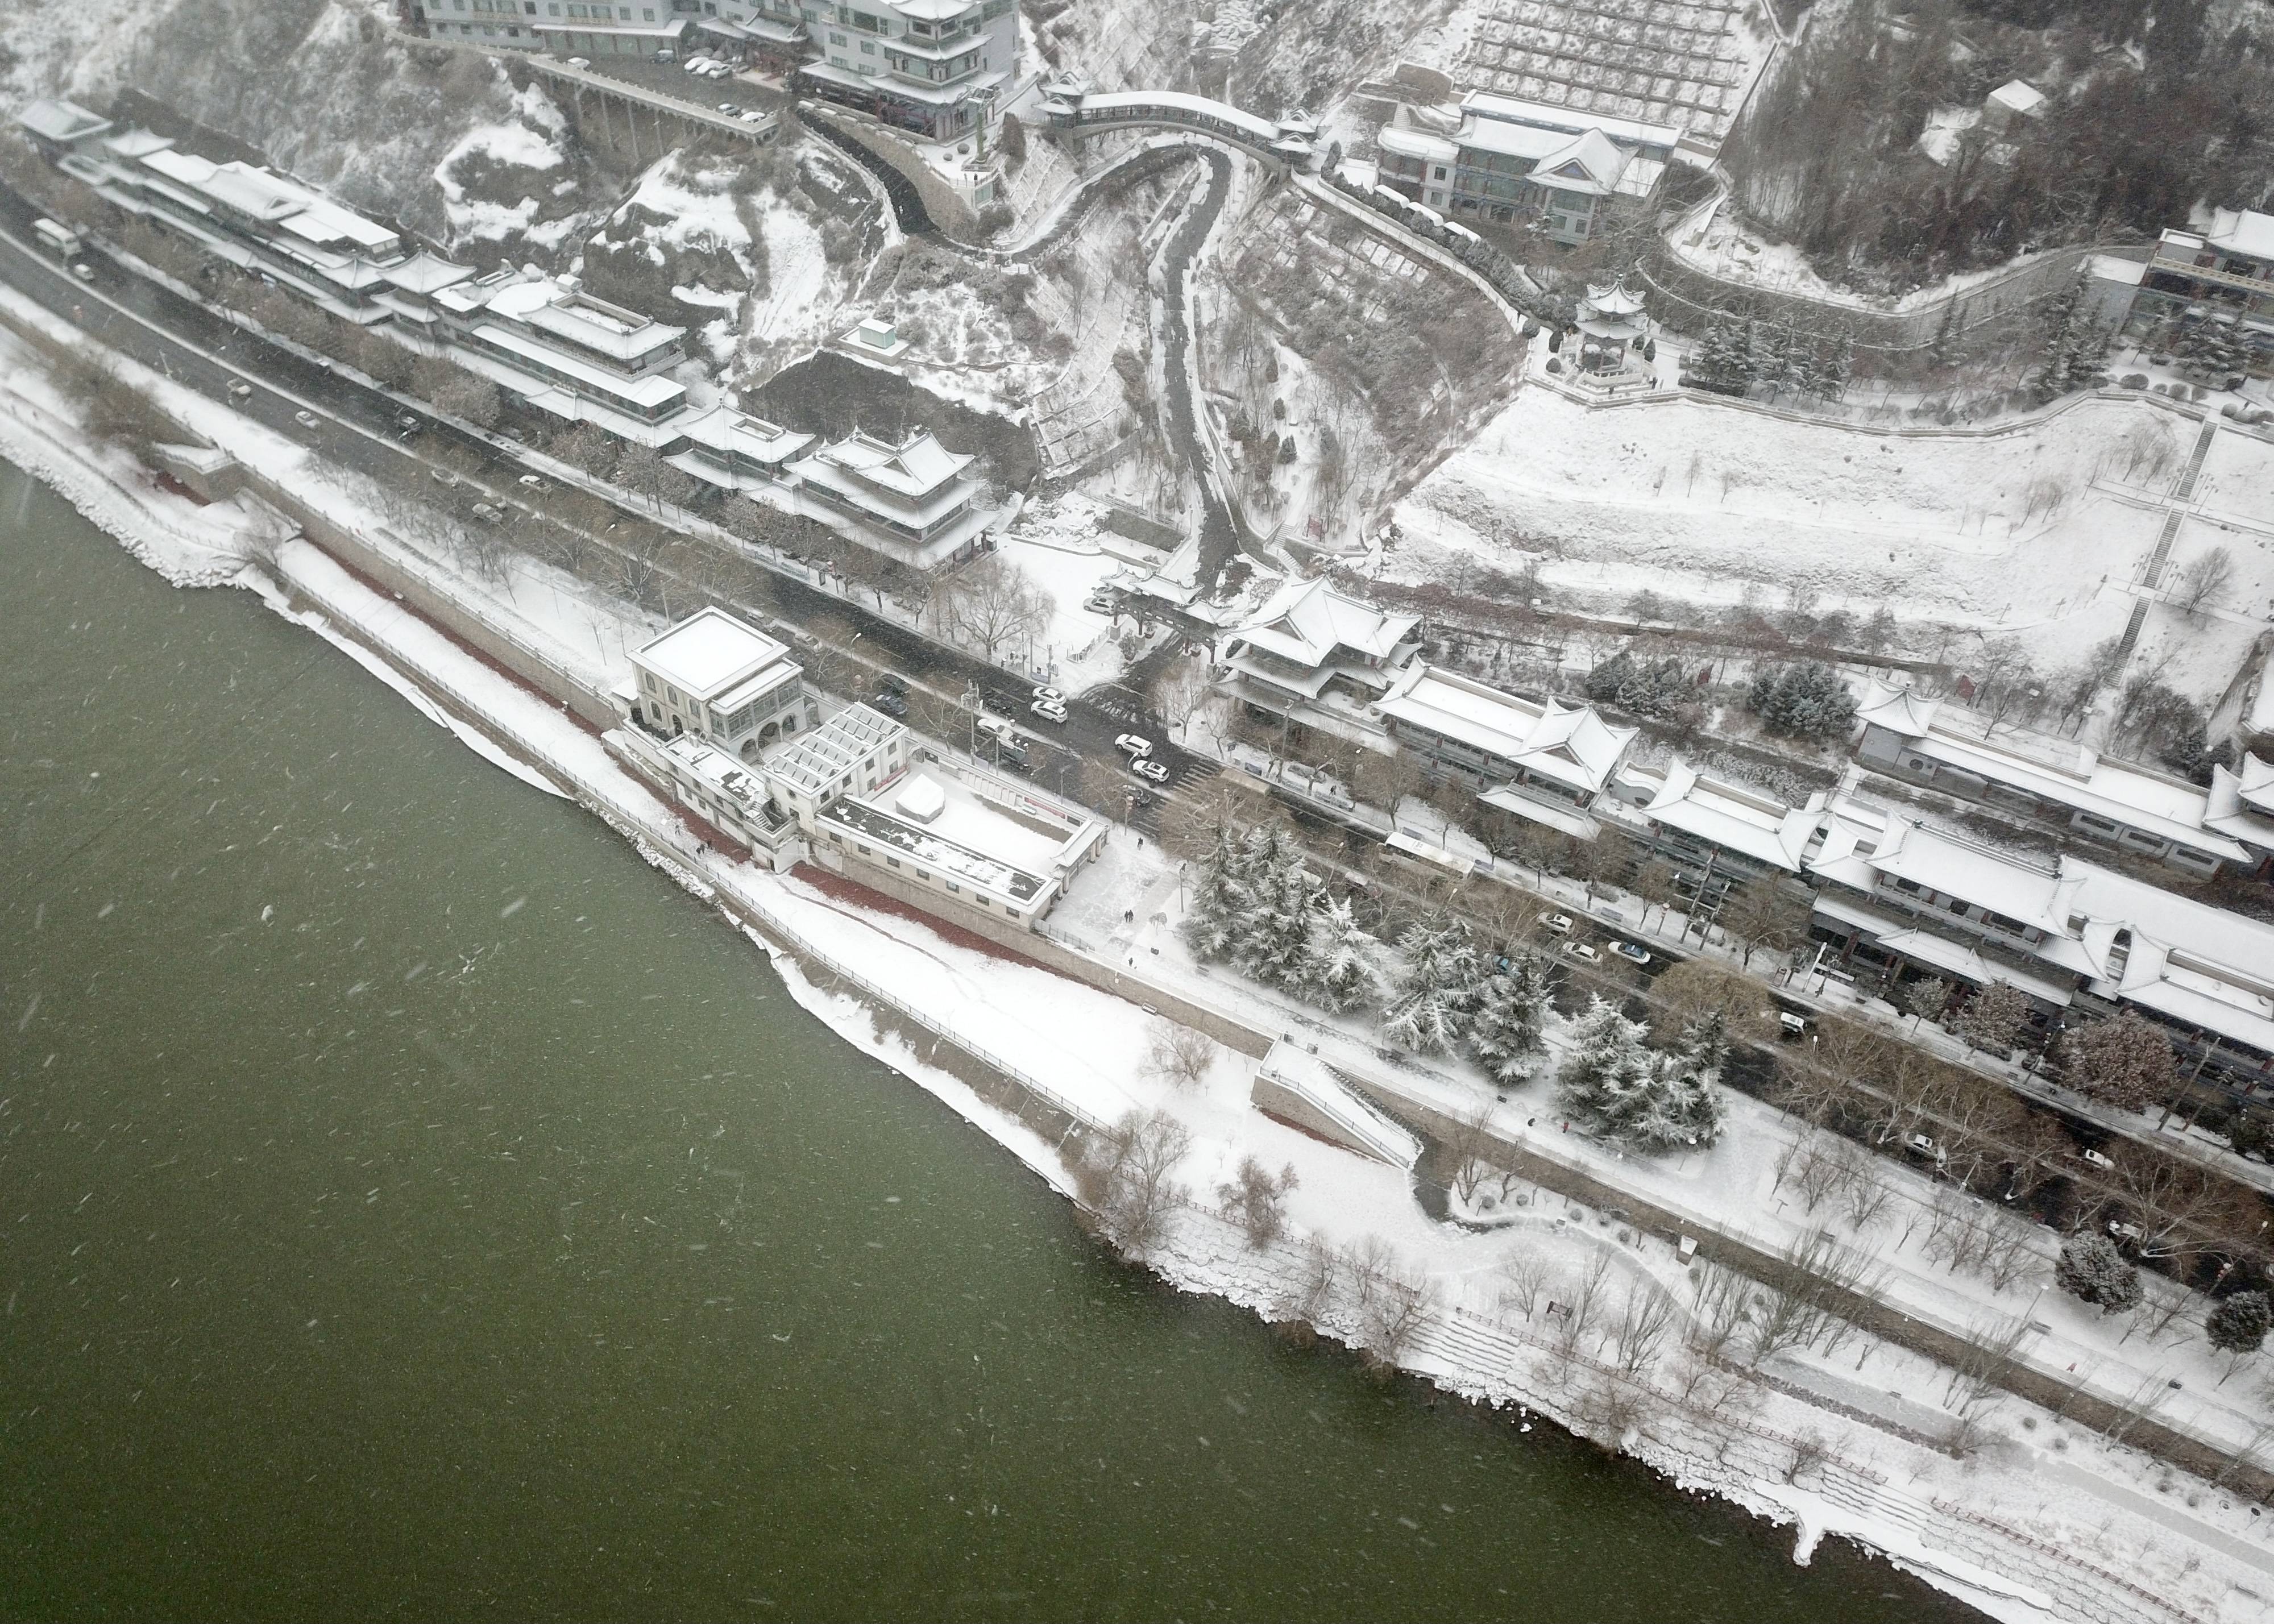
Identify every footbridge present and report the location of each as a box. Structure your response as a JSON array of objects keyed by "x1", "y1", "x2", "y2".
[{"x1": 1036, "y1": 78, "x2": 1319, "y2": 172}]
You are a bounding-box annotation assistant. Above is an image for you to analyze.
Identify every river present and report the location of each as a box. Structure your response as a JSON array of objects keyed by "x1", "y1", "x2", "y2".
[{"x1": 0, "y1": 461, "x2": 1973, "y2": 1619}]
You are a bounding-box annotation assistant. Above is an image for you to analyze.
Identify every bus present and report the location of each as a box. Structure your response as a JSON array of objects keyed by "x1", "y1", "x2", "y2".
[{"x1": 32, "y1": 218, "x2": 82, "y2": 258}]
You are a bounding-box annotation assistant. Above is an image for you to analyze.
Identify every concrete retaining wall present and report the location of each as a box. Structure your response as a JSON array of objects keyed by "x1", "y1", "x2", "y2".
[{"x1": 803, "y1": 105, "x2": 981, "y2": 239}]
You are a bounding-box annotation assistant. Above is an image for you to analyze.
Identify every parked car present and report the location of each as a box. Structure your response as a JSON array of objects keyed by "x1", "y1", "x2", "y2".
[
  {"x1": 2107, "y1": 1219, "x2": 2145, "y2": 1243},
  {"x1": 469, "y1": 502, "x2": 505, "y2": 523},
  {"x1": 565, "y1": 56, "x2": 591, "y2": 68},
  {"x1": 682, "y1": 53, "x2": 716, "y2": 70},
  {"x1": 737, "y1": 110, "x2": 769, "y2": 124},
  {"x1": 718, "y1": 102, "x2": 744, "y2": 115},
  {"x1": 2081, "y1": 1148, "x2": 2117, "y2": 1172},
  {"x1": 1030, "y1": 698, "x2": 1067, "y2": 724},
  {"x1": 1115, "y1": 733, "x2": 1152, "y2": 758},
  {"x1": 429, "y1": 469, "x2": 459, "y2": 487},
  {"x1": 1608, "y1": 940, "x2": 1651, "y2": 966},
  {"x1": 869, "y1": 690, "x2": 908, "y2": 718},
  {"x1": 227, "y1": 380, "x2": 252, "y2": 400},
  {"x1": 1084, "y1": 592, "x2": 1119, "y2": 614},
  {"x1": 1906, "y1": 1133, "x2": 1949, "y2": 1167},
  {"x1": 1562, "y1": 941, "x2": 1601, "y2": 964},
  {"x1": 397, "y1": 413, "x2": 419, "y2": 431},
  {"x1": 1032, "y1": 685, "x2": 1064, "y2": 705},
  {"x1": 1537, "y1": 912, "x2": 1574, "y2": 936},
  {"x1": 517, "y1": 474, "x2": 548, "y2": 492},
  {"x1": 1777, "y1": 1011, "x2": 1810, "y2": 1040},
  {"x1": 73, "y1": 261, "x2": 94, "y2": 281},
  {"x1": 293, "y1": 409, "x2": 319, "y2": 429},
  {"x1": 877, "y1": 673, "x2": 908, "y2": 697},
  {"x1": 1132, "y1": 757, "x2": 1169, "y2": 784}
]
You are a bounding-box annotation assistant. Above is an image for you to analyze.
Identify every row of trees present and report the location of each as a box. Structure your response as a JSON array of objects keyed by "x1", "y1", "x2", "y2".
[{"x1": 1683, "y1": 318, "x2": 1854, "y2": 403}]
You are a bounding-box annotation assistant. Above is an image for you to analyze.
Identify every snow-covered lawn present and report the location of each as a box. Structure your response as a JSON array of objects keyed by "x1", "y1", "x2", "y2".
[{"x1": 1393, "y1": 383, "x2": 2274, "y2": 697}]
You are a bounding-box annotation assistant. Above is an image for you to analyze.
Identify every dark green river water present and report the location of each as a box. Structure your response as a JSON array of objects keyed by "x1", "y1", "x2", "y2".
[{"x1": 0, "y1": 461, "x2": 1976, "y2": 1621}]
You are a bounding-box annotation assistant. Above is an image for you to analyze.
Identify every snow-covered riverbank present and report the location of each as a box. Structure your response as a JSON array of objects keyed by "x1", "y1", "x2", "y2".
[{"x1": 5, "y1": 325, "x2": 2272, "y2": 1624}]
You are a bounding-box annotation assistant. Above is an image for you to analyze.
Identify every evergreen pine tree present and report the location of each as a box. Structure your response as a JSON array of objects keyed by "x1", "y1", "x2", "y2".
[
  {"x1": 1181, "y1": 819, "x2": 1255, "y2": 965},
  {"x1": 2207, "y1": 1291, "x2": 2273, "y2": 1358},
  {"x1": 2055, "y1": 1233, "x2": 2142, "y2": 1314},
  {"x1": 1558, "y1": 997, "x2": 1657, "y2": 1134},
  {"x1": 1747, "y1": 321, "x2": 1781, "y2": 394},
  {"x1": 1468, "y1": 953, "x2": 1550, "y2": 1086},
  {"x1": 1296, "y1": 895, "x2": 1383, "y2": 1012},
  {"x1": 1653, "y1": 1012, "x2": 1729, "y2": 1149},
  {"x1": 2032, "y1": 279, "x2": 2082, "y2": 403},
  {"x1": 1380, "y1": 920, "x2": 1484, "y2": 1055},
  {"x1": 1823, "y1": 332, "x2": 1853, "y2": 402},
  {"x1": 1927, "y1": 304, "x2": 1960, "y2": 374}
]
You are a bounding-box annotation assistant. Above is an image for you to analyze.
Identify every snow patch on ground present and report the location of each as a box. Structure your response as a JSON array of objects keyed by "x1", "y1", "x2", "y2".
[{"x1": 1395, "y1": 384, "x2": 2274, "y2": 695}]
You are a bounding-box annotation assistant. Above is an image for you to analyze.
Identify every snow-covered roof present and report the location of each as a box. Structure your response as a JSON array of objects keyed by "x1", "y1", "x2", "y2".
[
  {"x1": 2204, "y1": 207, "x2": 2274, "y2": 263},
  {"x1": 633, "y1": 606, "x2": 791, "y2": 701},
  {"x1": 1377, "y1": 125, "x2": 1458, "y2": 164},
  {"x1": 768, "y1": 704, "x2": 906, "y2": 799},
  {"x1": 505, "y1": 287, "x2": 684, "y2": 364},
  {"x1": 1373, "y1": 664, "x2": 1636, "y2": 794},
  {"x1": 1458, "y1": 91, "x2": 1682, "y2": 156},
  {"x1": 1523, "y1": 128, "x2": 1630, "y2": 198},
  {"x1": 379, "y1": 252, "x2": 476, "y2": 295},
  {"x1": 2086, "y1": 253, "x2": 2148, "y2": 287},
  {"x1": 887, "y1": 0, "x2": 980, "y2": 19},
  {"x1": 822, "y1": 764, "x2": 1056, "y2": 910},
  {"x1": 2065, "y1": 861, "x2": 2274, "y2": 1053},
  {"x1": 1868, "y1": 819, "x2": 2081, "y2": 938},
  {"x1": 678, "y1": 402, "x2": 815, "y2": 466},
  {"x1": 16, "y1": 98, "x2": 112, "y2": 146},
  {"x1": 1854, "y1": 680, "x2": 2247, "y2": 863},
  {"x1": 1986, "y1": 80, "x2": 2047, "y2": 117},
  {"x1": 466, "y1": 322, "x2": 688, "y2": 412},
  {"x1": 809, "y1": 429, "x2": 973, "y2": 498},
  {"x1": 135, "y1": 148, "x2": 402, "y2": 253},
  {"x1": 2205, "y1": 760, "x2": 2274, "y2": 852},
  {"x1": 1636, "y1": 757, "x2": 1819, "y2": 872},
  {"x1": 1230, "y1": 576, "x2": 1419, "y2": 670}
]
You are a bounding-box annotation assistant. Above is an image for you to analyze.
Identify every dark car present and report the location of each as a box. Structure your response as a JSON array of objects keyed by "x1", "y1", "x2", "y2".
[
  {"x1": 869, "y1": 690, "x2": 908, "y2": 718},
  {"x1": 878, "y1": 673, "x2": 910, "y2": 697}
]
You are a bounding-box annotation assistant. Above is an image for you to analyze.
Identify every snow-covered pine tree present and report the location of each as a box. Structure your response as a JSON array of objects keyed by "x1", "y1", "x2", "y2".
[
  {"x1": 1380, "y1": 919, "x2": 1485, "y2": 1055},
  {"x1": 1750, "y1": 322, "x2": 1786, "y2": 396},
  {"x1": 1181, "y1": 818, "x2": 1256, "y2": 965},
  {"x1": 1296, "y1": 895, "x2": 1383, "y2": 1012},
  {"x1": 1926, "y1": 304, "x2": 1960, "y2": 373},
  {"x1": 1821, "y1": 332, "x2": 1853, "y2": 402},
  {"x1": 1557, "y1": 996, "x2": 1657, "y2": 1135},
  {"x1": 1242, "y1": 843, "x2": 1326, "y2": 989},
  {"x1": 1776, "y1": 325, "x2": 1809, "y2": 396},
  {"x1": 1651, "y1": 1011, "x2": 1729, "y2": 1150},
  {"x1": 1467, "y1": 951, "x2": 1550, "y2": 1086}
]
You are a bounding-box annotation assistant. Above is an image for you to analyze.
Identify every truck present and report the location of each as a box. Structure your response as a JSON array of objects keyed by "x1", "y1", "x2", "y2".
[
  {"x1": 973, "y1": 713, "x2": 1031, "y2": 767},
  {"x1": 32, "y1": 217, "x2": 82, "y2": 259}
]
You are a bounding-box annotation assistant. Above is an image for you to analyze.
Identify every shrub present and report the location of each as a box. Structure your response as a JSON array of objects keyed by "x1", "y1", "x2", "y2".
[
  {"x1": 1585, "y1": 647, "x2": 1694, "y2": 719},
  {"x1": 2055, "y1": 1233, "x2": 2141, "y2": 1315}
]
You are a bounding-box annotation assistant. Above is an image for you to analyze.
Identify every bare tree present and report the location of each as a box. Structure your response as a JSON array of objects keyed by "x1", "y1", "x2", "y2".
[
  {"x1": 2172, "y1": 547, "x2": 2234, "y2": 617},
  {"x1": 1283, "y1": 1235, "x2": 1341, "y2": 1326},
  {"x1": 1215, "y1": 1154, "x2": 1299, "y2": 1249},
  {"x1": 1609, "y1": 1280, "x2": 1678, "y2": 1379},
  {"x1": 1716, "y1": 880, "x2": 1812, "y2": 970},
  {"x1": 1499, "y1": 1248, "x2": 1553, "y2": 1320},
  {"x1": 1069, "y1": 1107, "x2": 1193, "y2": 1257},
  {"x1": 1357, "y1": 1260, "x2": 1434, "y2": 1371},
  {"x1": 1443, "y1": 1100, "x2": 1505, "y2": 1204},
  {"x1": 1143, "y1": 1017, "x2": 1218, "y2": 1089},
  {"x1": 1152, "y1": 657, "x2": 1217, "y2": 744},
  {"x1": 943, "y1": 554, "x2": 1052, "y2": 664}
]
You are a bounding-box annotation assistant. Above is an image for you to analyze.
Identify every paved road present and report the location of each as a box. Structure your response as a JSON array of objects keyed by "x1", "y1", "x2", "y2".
[
  {"x1": 0, "y1": 180, "x2": 1214, "y2": 829},
  {"x1": 1154, "y1": 149, "x2": 1240, "y2": 588}
]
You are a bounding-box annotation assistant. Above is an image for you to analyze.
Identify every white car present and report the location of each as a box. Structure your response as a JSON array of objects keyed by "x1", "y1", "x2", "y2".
[
  {"x1": 517, "y1": 474, "x2": 548, "y2": 491},
  {"x1": 293, "y1": 409, "x2": 319, "y2": 429},
  {"x1": 1132, "y1": 757, "x2": 1169, "y2": 784},
  {"x1": 1537, "y1": 912, "x2": 1574, "y2": 936},
  {"x1": 1907, "y1": 1133, "x2": 1949, "y2": 1166},
  {"x1": 1029, "y1": 698, "x2": 1068, "y2": 724},
  {"x1": 227, "y1": 380, "x2": 252, "y2": 400},
  {"x1": 682, "y1": 54, "x2": 716, "y2": 71},
  {"x1": 1032, "y1": 686, "x2": 1064, "y2": 705},
  {"x1": 429, "y1": 469, "x2": 459, "y2": 487},
  {"x1": 470, "y1": 502, "x2": 505, "y2": 523},
  {"x1": 73, "y1": 261, "x2": 94, "y2": 281},
  {"x1": 1115, "y1": 734, "x2": 1152, "y2": 758},
  {"x1": 2107, "y1": 1219, "x2": 2144, "y2": 1243},
  {"x1": 717, "y1": 102, "x2": 743, "y2": 115},
  {"x1": 1562, "y1": 941, "x2": 1600, "y2": 964},
  {"x1": 2081, "y1": 1148, "x2": 2116, "y2": 1172},
  {"x1": 565, "y1": 56, "x2": 591, "y2": 68}
]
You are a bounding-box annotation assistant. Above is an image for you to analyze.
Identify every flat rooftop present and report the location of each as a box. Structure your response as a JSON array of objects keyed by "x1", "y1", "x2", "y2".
[{"x1": 633, "y1": 607, "x2": 790, "y2": 700}]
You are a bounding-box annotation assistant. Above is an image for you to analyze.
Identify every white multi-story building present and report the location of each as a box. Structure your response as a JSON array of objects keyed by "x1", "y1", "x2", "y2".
[
  {"x1": 1375, "y1": 93, "x2": 1675, "y2": 244},
  {"x1": 793, "y1": 0, "x2": 1021, "y2": 142},
  {"x1": 628, "y1": 606, "x2": 816, "y2": 758},
  {"x1": 1217, "y1": 577, "x2": 1422, "y2": 732},
  {"x1": 435, "y1": 269, "x2": 691, "y2": 434}
]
